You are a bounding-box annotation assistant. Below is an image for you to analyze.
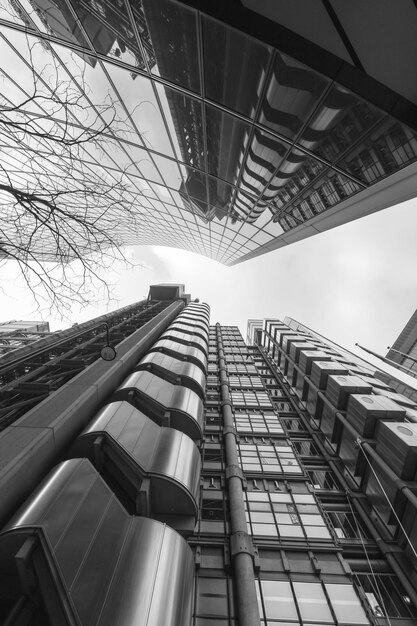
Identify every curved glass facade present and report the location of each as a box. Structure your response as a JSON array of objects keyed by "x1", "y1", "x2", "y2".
[{"x1": 1, "y1": 1, "x2": 417, "y2": 265}]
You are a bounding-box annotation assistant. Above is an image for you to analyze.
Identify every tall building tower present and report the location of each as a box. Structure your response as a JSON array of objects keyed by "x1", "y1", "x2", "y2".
[
  {"x1": 1, "y1": 288, "x2": 417, "y2": 624},
  {"x1": 2, "y1": 0, "x2": 417, "y2": 265}
]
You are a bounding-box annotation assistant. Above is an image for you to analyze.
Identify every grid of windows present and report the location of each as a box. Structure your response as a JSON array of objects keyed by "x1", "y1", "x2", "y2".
[
  {"x1": 245, "y1": 491, "x2": 332, "y2": 540},
  {"x1": 256, "y1": 580, "x2": 369, "y2": 624},
  {"x1": 231, "y1": 390, "x2": 273, "y2": 408},
  {"x1": 228, "y1": 363, "x2": 258, "y2": 374},
  {"x1": 229, "y1": 375, "x2": 264, "y2": 388},
  {"x1": 238, "y1": 441, "x2": 303, "y2": 475},
  {"x1": 235, "y1": 411, "x2": 284, "y2": 435}
]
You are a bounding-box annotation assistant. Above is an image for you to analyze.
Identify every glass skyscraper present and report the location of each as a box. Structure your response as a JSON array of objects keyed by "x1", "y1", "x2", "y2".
[
  {"x1": 0, "y1": 284, "x2": 417, "y2": 624},
  {"x1": 1, "y1": 0, "x2": 417, "y2": 265}
]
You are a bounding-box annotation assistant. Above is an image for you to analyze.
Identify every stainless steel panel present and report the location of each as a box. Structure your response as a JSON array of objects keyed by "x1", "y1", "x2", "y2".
[
  {"x1": 72, "y1": 401, "x2": 201, "y2": 515},
  {"x1": 175, "y1": 314, "x2": 209, "y2": 331},
  {"x1": 115, "y1": 371, "x2": 204, "y2": 441},
  {"x1": 167, "y1": 322, "x2": 209, "y2": 344},
  {"x1": 149, "y1": 338, "x2": 207, "y2": 372},
  {"x1": 136, "y1": 351, "x2": 206, "y2": 398},
  {"x1": 169, "y1": 320, "x2": 209, "y2": 340},
  {"x1": 99, "y1": 520, "x2": 194, "y2": 626},
  {"x1": 160, "y1": 329, "x2": 208, "y2": 356},
  {"x1": 176, "y1": 312, "x2": 210, "y2": 327},
  {"x1": 325, "y1": 375, "x2": 373, "y2": 410},
  {"x1": 0, "y1": 459, "x2": 194, "y2": 626}
]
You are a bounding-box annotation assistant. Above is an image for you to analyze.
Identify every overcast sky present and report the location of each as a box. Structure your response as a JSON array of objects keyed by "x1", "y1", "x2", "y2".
[{"x1": 2, "y1": 191, "x2": 417, "y2": 353}]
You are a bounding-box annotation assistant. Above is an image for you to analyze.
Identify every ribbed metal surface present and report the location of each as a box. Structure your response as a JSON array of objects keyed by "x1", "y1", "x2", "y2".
[
  {"x1": 149, "y1": 337, "x2": 207, "y2": 371},
  {"x1": 136, "y1": 351, "x2": 206, "y2": 398},
  {"x1": 325, "y1": 375, "x2": 373, "y2": 410},
  {"x1": 310, "y1": 362, "x2": 350, "y2": 390},
  {"x1": 375, "y1": 422, "x2": 417, "y2": 480},
  {"x1": 345, "y1": 394, "x2": 406, "y2": 437},
  {"x1": 71, "y1": 401, "x2": 200, "y2": 517},
  {"x1": 0, "y1": 459, "x2": 194, "y2": 626},
  {"x1": 114, "y1": 370, "x2": 204, "y2": 441},
  {"x1": 159, "y1": 329, "x2": 208, "y2": 356}
]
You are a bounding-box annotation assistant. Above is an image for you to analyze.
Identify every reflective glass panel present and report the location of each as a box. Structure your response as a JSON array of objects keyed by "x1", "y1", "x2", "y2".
[{"x1": 202, "y1": 15, "x2": 271, "y2": 118}]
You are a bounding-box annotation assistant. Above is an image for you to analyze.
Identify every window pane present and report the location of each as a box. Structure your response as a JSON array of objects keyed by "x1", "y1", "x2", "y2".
[
  {"x1": 325, "y1": 584, "x2": 370, "y2": 625},
  {"x1": 260, "y1": 580, "x2": 298, "y2": 620},
  {"x1": 293, "y1": 582, "x2": 333, "y2": 623}
]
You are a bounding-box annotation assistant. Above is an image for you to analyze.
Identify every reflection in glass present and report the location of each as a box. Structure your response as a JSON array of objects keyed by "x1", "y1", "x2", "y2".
[
  {"x1": 202, "y1": 15, "x2": 271, "y2": 118},
  {"x1": 259, "y1": 52, "x2": 329, "y2": 140},
  {"x1": 338, "y1": 119, "x2": 417, "y2": 185},
  {"x1": 136, "y1": 0, "x2": 200, "y2": 93},
  {"x1": 299, "y1": 86, "x2": 383, "y2": 162}
]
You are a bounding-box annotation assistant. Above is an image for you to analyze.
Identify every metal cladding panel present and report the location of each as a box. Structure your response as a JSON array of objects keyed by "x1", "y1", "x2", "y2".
[
  {"x1": 310, "y1": 361, "x2": 350, "y2": 390},
  {"x1": 184, "y1": 307, "x2": 210, "y2": 322},
  {"x1": 376, "y1": 389, "x2": 417, "y2": 409},
  {"x1": 72, "y1": 402, "x2": 200, "y2": 515},
  {"x1": 173, "y1": 316, "x2": 209, "y2": 333},
  {"x1": 282, "y1": 334, "x2": 308, "y2": 353},
  {"x1": 277, "y1": 330, "x2": 303, "y2": 347},
  {"x1": 168, "y1": 322, "x2": 209, "y2": 343},
  {"x1": 99, "y1": 520, "x2": 194, "y2": 626},
  {"x1": 159, "y1": 329, "x2": 208, "y2": 356},
  {"x1": 149, "y1": 338, "x2": 207, "y2": 372},
  {"x1": 345, "y1": 394, "x2": 406, "y2": 438},
  {"x1": 116, "y1": 371, "x2": 204, "y2": 440},
  {"x1": 288, "y1": 341, "x2": 317, "y2": 364},
  {"x1": 175, "y1": 313, "x2": 209, "y2": 330},
  {"x1": 170, "y1": 317, "x2": 209, "y2": 334},
  {"x1": 325, "y1": 375, "x2": 373, "y2": 410},
  {"x1": 375, "y1": 422, "x2": 417, "y2": 480},
  {"x1": 359, "y1": 375, "x2": 391, "y2": 391},
  {"x1": 136, "y1": 351, "x2": 206, "y2": 398},
  {"x1": 0, "y1": 460, "x2": 194, "y2": 626},
  {"x1": 298, "y1": 350, "x2": 332, "y2": 375}
]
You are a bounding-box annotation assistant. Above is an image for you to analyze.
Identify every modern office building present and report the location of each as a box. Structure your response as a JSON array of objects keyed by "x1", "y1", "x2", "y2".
[
  {"x1": 0, "y1": 320, "x2": 50, "y2": 357},
  {"x1": 0, "y1": 284, "x2": 417, "y2": 624},
  {"x1": 1, "y1": 0, "x2": 417, "y2": 265},
  {"x1": 386, "y1": 309, "x2": 417, "y2": 374}
]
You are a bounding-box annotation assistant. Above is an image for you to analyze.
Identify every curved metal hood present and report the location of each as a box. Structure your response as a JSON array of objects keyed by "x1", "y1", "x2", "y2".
[
  {"x1": 0, "y1": 459, "x2": 194, "y2": 626},
  {"x1": 150, "y1": 338, "x2": 208, "y2": 372},
  {"x1": 71, "y1": 401, "x2": 201, "y2": 517},
  {"x1": 114, "y1": 370, "x2": 204, "y2": 441},
  {"x1": 136, "y1": 351, "x2": 206, "y2": 398}
]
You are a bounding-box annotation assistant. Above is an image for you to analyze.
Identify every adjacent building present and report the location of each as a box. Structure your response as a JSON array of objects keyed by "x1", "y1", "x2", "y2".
[
  {"x1": 2, "y1": 1, "x2": 417, "y2": 264},
  {"x1": 0, "y1": 319, "x2": 50, "y2": 356},
  {"x1": 0, "y1": 285, "x2": 416, "y2": 624}
]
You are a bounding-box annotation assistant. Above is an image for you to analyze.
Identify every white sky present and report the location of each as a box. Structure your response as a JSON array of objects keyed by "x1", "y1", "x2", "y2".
[{"x1": 1, "y1": 195, "x2": 417, "y2": 388}]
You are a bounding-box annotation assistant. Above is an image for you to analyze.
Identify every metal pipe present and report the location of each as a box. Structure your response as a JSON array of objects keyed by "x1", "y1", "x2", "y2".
[{"x1": 216, "y1": 324, "x2": 261, "y2": 626}]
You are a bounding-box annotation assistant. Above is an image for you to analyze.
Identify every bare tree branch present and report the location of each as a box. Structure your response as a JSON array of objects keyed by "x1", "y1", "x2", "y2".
[{"x1": 0, "y1": 35, "x2": 144, "y2": 318}]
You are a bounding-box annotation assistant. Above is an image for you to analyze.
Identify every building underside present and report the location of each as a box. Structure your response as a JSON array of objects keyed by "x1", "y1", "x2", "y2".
[
  {"x1": 0, "y1": 284, "x2": 417, "y2": 624},
  {"x1": 1, "y1": 0, "x2": 417, "y2": 264}
]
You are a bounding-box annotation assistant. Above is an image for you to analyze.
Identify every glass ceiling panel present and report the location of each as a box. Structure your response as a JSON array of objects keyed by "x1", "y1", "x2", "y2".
[
  {"x1": 205, "y1": 103, "x2": 250, "y2": 185},
  {"x1": 0, "y1": 0, "x2": 410, "y2": 266},
  {"x1": 66, "y1": 0, "x2": 145, "y2": 67},
  {"x1": 105, "y1": 61, "x2": 176, "y2": 158},
  {"x1": 155, "y1": 82, "x2": 204, "y2": 170},
  {"x1": 337, "y1": 118, "x2": 417, "y2": 186},
  {"x1": 202, "y1": 14, "x2": 271, "y2": 119},
  {"x1": 133, "y1": 0, "x2": 200, "y2": 94},
  {"x1": 258, "y1": 51, "x2": 330, "y2": 140},
  {"x1": 299, "y1": 85, "x2": 384, "y2": 163}
]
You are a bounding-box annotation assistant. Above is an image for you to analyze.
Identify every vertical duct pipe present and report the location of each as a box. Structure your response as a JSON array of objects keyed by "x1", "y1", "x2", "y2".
[{"x1": 216, "y1": 324, "x2": 261, "y2": 626}]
